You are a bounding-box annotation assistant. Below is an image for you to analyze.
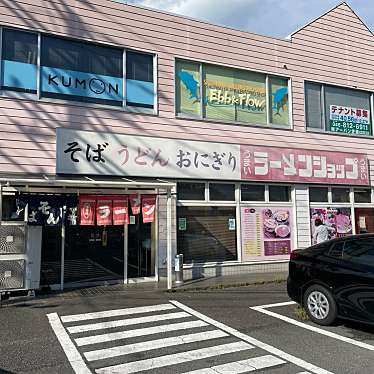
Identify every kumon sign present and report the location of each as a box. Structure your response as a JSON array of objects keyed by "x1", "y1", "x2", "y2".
[{"x1": 41, "y1": 66, "x2": 123, "y2": 101}]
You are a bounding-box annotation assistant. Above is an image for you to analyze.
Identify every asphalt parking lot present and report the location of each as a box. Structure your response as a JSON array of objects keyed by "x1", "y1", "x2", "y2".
[{"x1": 1, "y1": 282, "x2": 374, "y2": 374}]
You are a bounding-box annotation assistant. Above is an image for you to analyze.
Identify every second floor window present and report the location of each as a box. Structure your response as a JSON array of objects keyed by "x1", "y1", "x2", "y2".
[
  {"x1": 1, "y1": 28, "x2": 38, "y2": 93},
  {"x1": 175, "y1": 59, "x2": 290, "y2": 127},
  {"x1": 305, "y1": 82, "x2": 372, "y2": 136},
  {"x1": 41, "y1": 36, "x2": 123, "y2": 106},
  {"x1": 1, "y1": 28, "x2": 155, "y2": 111}
]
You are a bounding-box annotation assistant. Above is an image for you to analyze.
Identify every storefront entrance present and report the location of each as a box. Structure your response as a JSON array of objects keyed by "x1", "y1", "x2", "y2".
[{"x1": 128, "y1": 215, "x2": 154, "y2": 279}]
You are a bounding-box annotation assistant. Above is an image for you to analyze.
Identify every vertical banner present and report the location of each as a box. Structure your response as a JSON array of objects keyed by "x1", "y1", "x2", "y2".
[
  {"x1": 113, "y1": 196, "x2": 129, "y2": 225},
  {"x1": 96, "y1": 197, "x2": 113, "y2": 226},
  {"x1": 142, "y1": 195, "x2": 156, "y2": 223},
  {"x1": 241, "y1": 206, "x2": 293, "y2": 261},
  {"x1": 79, "y1": 196, "x2": 96, "y2": 225},
  {"x1": 129, "y1": 194, "x2": 141, "y2": 215}
]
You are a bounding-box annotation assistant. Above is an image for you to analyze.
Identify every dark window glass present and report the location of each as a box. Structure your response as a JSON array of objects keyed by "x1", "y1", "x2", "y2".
[
  {"x1": 343, "y1": 239, "x2": 374, "y2": 266},
  {"x1": 2, "y1": 28, "x2": 37, "y2": 64},
  {"x1": 209, "y1": 183, "x2": 235, "y2": 201},
  {"x1": 309, "y1": 187, "x2": 328, "y2": 202},
  {"x1": 305, "y1": 82, "x2": 323, "y2": 129},
  {"x1": 241, "y1": 184, "x2": 265, "y2": 201},
  {"x1": 126, "y1": 52, "x2": 153, "y2": 82},
  {"x1": 41, "y1": 36, "x2": 122, "y2": 77},
  {"x1": 177, "y1": 182, "x2": 205, "y2": 200},
  {"x1": 327, "y1": 241, "x2": 344, "y2": 259},
  {"x1": 2, "y1": 195, "x2": 24, "y2": 221},
  {"x1": 269, "y1": 185, "x2": 290, "y2": 202},
  {"x1": 1, "y1": 29, "x2": 38, "y2": 93},
  {"x1": 354, "y1": 188, "x2": 371, "y2": 203},
  {"x1": 177, "y1": 206, "x2": 237, "y2": 263},
  {"x1": 331, "y1": 187, "x2": 350, "y2": 203},
  {"x1": 41, "y1": 36, "x2": 123, "y2": 106}
]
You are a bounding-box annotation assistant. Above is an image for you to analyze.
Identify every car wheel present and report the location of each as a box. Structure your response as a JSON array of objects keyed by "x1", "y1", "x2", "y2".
[{"x1": 303, "y1": 285, "x2": 337, "y2": 326}]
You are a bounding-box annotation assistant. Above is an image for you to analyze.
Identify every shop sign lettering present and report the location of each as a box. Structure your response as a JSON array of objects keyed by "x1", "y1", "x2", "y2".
[
  {"x1": 329, "y1": 105, "x2": 371, "y2": 136},
  {"x1": 41, "y1": 67, "x2": 122, "y2": 101},
  {"x1": 240, "y1": 145, "x2": 369, "y2": 186},
  {"x1": 57, "y1": 129, "x2": 369, "y2": 186}
]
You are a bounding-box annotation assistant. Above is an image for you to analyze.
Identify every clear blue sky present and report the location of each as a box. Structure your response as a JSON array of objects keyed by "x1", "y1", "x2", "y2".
[{"x1": 125, "y1": 1, "x2": 373, "y2": 38}]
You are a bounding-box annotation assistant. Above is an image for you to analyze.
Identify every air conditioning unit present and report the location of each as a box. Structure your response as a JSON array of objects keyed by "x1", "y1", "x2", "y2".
[{"x1": 0, "y1": 222, "x2": 42, "y2": 292}]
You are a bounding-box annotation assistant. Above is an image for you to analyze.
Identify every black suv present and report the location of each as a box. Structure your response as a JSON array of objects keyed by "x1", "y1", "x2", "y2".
[{"x1": 287, "y1": 234, "x2": 374, "y2": 326}]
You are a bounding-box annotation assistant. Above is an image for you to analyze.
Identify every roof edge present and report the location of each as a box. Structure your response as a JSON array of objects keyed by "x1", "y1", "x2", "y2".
[{"x1": 289, "y1": 1, "x2": 372, "y2": 38}]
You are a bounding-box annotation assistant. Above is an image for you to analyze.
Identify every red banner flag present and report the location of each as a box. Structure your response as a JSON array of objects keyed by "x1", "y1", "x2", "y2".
[
  {"x1": 96, "y1": 197, "x2": 113, "y2": 226},
  {"x1": 79, "y1": 196, "x2": 96, "y2": 225},
  {"x1": 142, "y1": 195, "x2": 156, "y2": 223},
  {"x1": 113, "y1": 196, "x2": 129, "y2": 225},
  {"x1": 129, "y1": 194, "x2": 141, "y2": 215}
]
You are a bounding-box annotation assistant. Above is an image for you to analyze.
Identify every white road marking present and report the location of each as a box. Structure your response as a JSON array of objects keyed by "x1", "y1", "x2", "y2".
[
  {"x1": 182, "y1": 354, "x2": 286, "y2": 373},
  {"x1": 171, "y1": 300, "x2": 333, "y2": 374},
  {"x1": 67, "y1": 311, "x2": 190, "y2": 333},
  {"x1": 95, "y1": 341, "x2": 252, "y2": 374},
  {"x1": 47, "y1": 313, "x2": 91, "y2": 374},
  {"x1": 254, "y1": 301, "x2": 297, "y2": 309},
  {"x1": 61, "y1": 303, "x2": 175, "y2": 323},
  {"x1": 74, "y1": 319, "x2": 208, "y2": 347},
  {"x1": 84, "y1": 329, "x2": 229, "y2": 361},
  {"x1": 251, "y1": 303, "x2": 374, "y2": 352}
]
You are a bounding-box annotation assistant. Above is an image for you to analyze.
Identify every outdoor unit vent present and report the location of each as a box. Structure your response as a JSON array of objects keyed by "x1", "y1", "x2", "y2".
[
  {"x1": 0, "y1": 224, "x2": 26, "y2": 255},
  {"x1": 0, "y1": 260, "x2": 25, "y2": 290}
]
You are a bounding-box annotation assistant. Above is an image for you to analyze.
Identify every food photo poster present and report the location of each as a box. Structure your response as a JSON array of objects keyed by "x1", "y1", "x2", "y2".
[
  {"x1": 241, "y1": 206, "x2": 293, "y2": 261},
  {"x1": 310, "y1": 207, "x2": 352, "y2": 244}
]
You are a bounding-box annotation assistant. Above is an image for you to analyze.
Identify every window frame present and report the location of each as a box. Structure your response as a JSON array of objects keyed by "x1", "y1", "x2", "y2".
[
  {"x1": 305, "y1": 80, "x2": 374, "y2": 138},
  {"x1": 174, "y1": 57, "x2": 292, "y2": 130},
  {"x1": 0, "y1": 26, "x2": 158, "y2": 115}
]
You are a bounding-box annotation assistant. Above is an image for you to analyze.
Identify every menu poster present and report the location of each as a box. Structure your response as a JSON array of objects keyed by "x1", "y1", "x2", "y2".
[
  {"x1": 79, "y1": 196, "x2": 96, "y2": 225},
  {"x1": 310, "y1": 207, "x2": 352, "y2": 244},
  {"x1": 113, "y1": 197, "x2": 129, "y2": 225},
  {"x1": 129, "y1": 194, "x2": 141, "y2": 215},
  {"x1": 96, "y1": 197, "x2": 113, "y2": 226},
  {"x1": 241, "y1": 206, "x2": 293, "y2": 261},
  {"x1": 142, "y1": 195, "x2": 156, "y2": 223}
]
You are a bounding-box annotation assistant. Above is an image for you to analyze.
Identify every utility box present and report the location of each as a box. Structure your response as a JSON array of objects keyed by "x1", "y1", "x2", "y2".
[{"x1": 0, "y1": 223, "x2": 42, "y2": 292}]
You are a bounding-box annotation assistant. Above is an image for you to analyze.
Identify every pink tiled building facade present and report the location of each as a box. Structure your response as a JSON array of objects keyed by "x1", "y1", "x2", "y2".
[{"x1": 0, "y1": 1, "x2": 373, "y2": 290}]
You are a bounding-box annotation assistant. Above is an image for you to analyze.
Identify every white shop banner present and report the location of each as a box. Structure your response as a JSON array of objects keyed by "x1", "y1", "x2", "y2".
[{"x1": 56, "y1": 128, "x2": 241, "y2": 179}]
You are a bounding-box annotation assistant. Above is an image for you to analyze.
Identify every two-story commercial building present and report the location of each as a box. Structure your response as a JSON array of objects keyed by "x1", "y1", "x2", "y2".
[{"x1": 0, "y1": 0, "x2": 373, "y2": 291}]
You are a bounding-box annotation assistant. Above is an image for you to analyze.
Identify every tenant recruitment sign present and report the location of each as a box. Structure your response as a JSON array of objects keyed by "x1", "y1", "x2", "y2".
[{"x1": 56, "y1": 128, "x2": 369, "y2": 186}]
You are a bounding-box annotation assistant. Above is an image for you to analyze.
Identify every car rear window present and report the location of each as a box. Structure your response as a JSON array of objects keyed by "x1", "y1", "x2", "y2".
[{"x1": 343, "y1": 238, "x2": 374, "y2": 266}]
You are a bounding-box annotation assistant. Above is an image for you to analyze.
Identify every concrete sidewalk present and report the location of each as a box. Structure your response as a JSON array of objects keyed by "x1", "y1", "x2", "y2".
[
  {"x1": 0, "y1": 270, "x2": 288, "y2": 306},
  {"x1": 172, "y1": 270, "x2": 288, "y2": 291}
]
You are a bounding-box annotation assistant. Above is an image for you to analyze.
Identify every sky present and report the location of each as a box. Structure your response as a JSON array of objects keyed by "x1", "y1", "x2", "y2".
[{"x1": 124, "y1": 0, "x2": 373, "y2": 38}]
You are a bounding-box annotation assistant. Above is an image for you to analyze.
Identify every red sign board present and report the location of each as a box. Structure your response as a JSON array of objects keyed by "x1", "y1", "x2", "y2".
[
  {"x1": 113, "y1": 197, "x2": 129, "y2": 225},
  {"x1": 96, "y1": 197, "x2": 113, "y2": 226},
  {"x1": 79, "y1": 196, "x2": 96, "y2": 225},
  {"x1": 240, "y1": 145, "x2": 369, "y2": 185},
  {"x1": 129, "y1": 194, "x2": 141, "y2": 215},
  {"x1": 142, "y1": 195, "x2": 156, "y2": 223}
]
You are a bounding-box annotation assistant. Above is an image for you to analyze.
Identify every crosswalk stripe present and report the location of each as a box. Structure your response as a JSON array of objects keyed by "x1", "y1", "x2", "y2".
[
  {"x1": 61, "y1": 304, "x2": 175, "y2": 323},
  {"x1": 84, "y1": 330, "x2": 230, "y2": 361},
  {"x1": 95, "y1": 341, "x2": 252, "y2": 374},
  {"x1": 75, "y1": 320, "x2": 208, "y2": 347},
  {"x1": 182, "y1": 354, "x2": 286, "y2": 373},
  {"x1": 67, "y1": 311, "x2": 190, "y2": 334}
]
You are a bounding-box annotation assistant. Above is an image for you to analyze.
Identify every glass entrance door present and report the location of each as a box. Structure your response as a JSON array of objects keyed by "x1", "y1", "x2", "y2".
[
  {"x1": 128, "y1": 215, "x2": 154, "y2": 278},
  {"x1": 64, "y1": 225, "x2": 125, "y2": 285}
]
